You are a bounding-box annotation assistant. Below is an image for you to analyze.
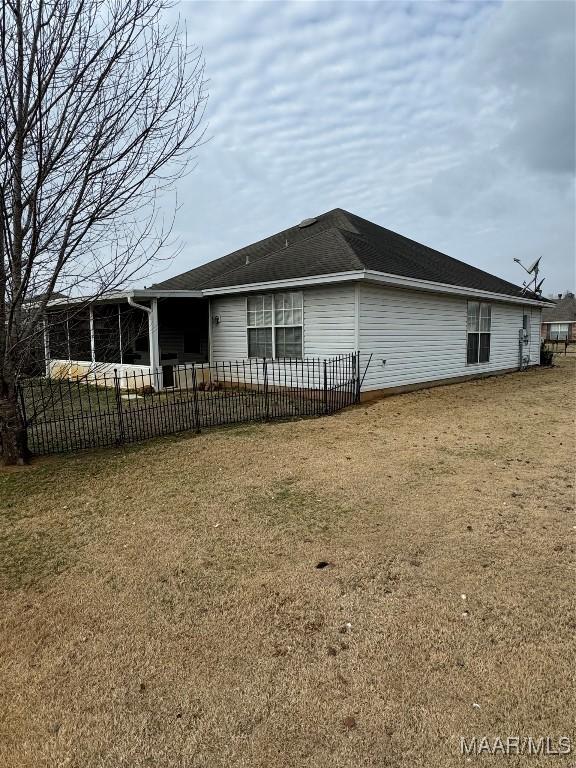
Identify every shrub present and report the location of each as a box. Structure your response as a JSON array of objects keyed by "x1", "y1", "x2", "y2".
[{"x1": 540, "y1": 343, "x2": 554, "y2": 367}]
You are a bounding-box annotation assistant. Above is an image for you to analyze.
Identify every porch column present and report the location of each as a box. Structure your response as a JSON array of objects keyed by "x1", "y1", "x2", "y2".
[
  {"x1": 89, "y1": 306, "x2": 96, "y2": 364},
  {"x1": 43, "y1": 318, "x2": 50, "y2": 377},
  {"x1": 148, "y1": 298, "x2": 162, "y2": 388}
]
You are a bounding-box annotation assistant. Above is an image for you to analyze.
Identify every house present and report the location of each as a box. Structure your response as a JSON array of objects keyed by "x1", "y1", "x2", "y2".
[
  {"x1": 540, "y1": 292, "x2": 576, "y2": 345},
  {"x1": 44, "y1": 208, "x2": 550, "y2": 396}
]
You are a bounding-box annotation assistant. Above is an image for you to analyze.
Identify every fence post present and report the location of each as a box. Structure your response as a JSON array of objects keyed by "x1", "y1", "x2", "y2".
[
  {"x1": 263, "y1": 358, "x2": 269, "y2": 421},
  {"x1": 323, "y1": 360, "x2": 328, "y2": 414},
  {"x1": 113, "y1": 369, "x2": 125, "y2": 445},
  {"x1": 355, "y1": 351, "x2": 361, "y2": 403},
  {"x1": 191, "y1": 365, "x2": 201, "y2": 433}
]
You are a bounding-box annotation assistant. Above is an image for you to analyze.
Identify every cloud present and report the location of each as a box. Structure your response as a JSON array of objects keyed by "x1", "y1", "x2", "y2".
[
  {"x1": 156, "y1": 0, "x2": 574, "y2": 293},
  {"x1": 469, "y1": 0, "x2": 575, "y2": 175}
]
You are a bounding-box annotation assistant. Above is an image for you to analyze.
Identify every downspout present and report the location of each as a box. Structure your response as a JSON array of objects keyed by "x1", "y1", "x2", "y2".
[{"x1": 127, "y1": 296, "x2": 152, "y2": 315}]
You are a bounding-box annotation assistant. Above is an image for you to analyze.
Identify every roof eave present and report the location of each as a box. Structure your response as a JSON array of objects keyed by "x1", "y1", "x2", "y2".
[
  {"x1": 200, "y1": 270, "x2": 366, "y2": 295},
  {"x1": 363, "y1": 270, "x2": 554, "y2": 307},
  {"x1": 201, "y1": 269, "x2": 553, "y2": 306}
]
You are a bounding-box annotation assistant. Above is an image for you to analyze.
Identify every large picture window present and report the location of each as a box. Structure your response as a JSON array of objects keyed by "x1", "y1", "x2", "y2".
[
  {"x1": 467, "y1": 301, "x2": 491, "y2": 364},
  {"x1": 247, "y1": 292, "x2": 303, "y2": 358}
]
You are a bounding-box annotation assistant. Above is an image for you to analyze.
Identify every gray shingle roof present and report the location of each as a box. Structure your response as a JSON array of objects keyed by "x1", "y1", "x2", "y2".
[
  {"x1": 541, "y1": 293, "x2": 576, "y2": 322},
  {"x1": 151, "y1": 208, "x2": 545, "y2": 300}
]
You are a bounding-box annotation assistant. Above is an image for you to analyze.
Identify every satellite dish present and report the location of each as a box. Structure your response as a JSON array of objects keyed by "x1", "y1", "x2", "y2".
[
  {"x1": 298, "y1": 217, "x2": 318, "y2": 228},
  {"x1": 514, "y1": 255, "x2": 544, "y2": 296}
]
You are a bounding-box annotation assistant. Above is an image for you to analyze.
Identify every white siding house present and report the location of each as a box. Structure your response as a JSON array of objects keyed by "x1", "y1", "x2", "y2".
[
  {"x1": 209, "y1": 280, "x2": 542, "y2": 396},
  {"x1": 46, "y1": 208, "x2": 550, "y2": 397}
]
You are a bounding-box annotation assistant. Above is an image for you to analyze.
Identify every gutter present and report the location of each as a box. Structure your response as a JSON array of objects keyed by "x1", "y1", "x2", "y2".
[{"x1": 201, "y1": 269, "x2": 553, "y2": 308}]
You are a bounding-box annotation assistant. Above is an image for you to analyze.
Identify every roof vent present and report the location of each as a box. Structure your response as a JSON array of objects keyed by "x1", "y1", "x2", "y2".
[{"x1": 298, "y1": 217, "x2": 318, "y2": 229}]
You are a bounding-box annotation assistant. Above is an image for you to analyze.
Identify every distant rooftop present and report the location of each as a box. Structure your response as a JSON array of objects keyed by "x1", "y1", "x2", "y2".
[{"x1": 542, "y1": 292, "x2": 576, "y2": 322}]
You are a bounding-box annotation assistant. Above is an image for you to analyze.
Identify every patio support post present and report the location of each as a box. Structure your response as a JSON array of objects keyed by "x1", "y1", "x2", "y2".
[
  {"x1": 148, "y1": 298, "x2": 162, "y2": 390},
  {"x1": 43, "y1": 318, "x2": 50, "y2": 377},
  {"x1": 127, "y1": 295, "x2": 162, "y2": 390},
  {"x1": 89, "y1": 305, "x2": 96, "y2": 365}
]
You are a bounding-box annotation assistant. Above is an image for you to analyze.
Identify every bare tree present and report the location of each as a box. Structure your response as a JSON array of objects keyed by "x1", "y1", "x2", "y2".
[{"x1": 0, "y1": 0, "x2": 206, "y2": 464}]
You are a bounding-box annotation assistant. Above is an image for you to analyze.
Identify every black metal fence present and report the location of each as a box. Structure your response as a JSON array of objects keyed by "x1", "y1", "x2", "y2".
[{"x1": 19, "y1": 353, "x2": 360, "y2": 455}]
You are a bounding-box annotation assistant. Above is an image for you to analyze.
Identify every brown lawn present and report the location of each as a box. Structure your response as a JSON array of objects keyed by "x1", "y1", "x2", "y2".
[{"x1": 1, "y1": 357, "x2": 575, "y2": 768}]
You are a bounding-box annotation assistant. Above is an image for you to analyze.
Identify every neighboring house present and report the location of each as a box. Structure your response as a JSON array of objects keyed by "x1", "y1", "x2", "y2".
[
  {"x1": 44, "y1": 208, "x2": 550, "y2": 395},
  {"x1": 540, "y1": 292, "x2": 576, "y2": 343}
]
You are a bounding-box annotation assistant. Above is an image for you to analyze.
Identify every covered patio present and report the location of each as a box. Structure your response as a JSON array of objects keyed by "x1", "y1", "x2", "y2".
[{"x1": 44, "y1": 290, "x2": 209, "y2": 389}]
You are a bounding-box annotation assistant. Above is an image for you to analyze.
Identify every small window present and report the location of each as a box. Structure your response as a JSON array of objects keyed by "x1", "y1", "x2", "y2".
[
  {"x1": 549, "y1": 323, "x2": 569, "y2": 341},
  {"x1": 274, "y1": 292, "x2": 303, "y2": 326},
  {"x1": 275, "y1": 326, "x2": 302, "y2": 358},
  {"x1": 247, "y1": 292, "x2": 302, "y2": 358},
  {"x1": 247, "y1": 295, "x2": 273, "y2": 328},
  {"x1": 467, "y1": 301, "x2": 491, "y2": 364},
  {"x1": 248, "y1": 327, "x2": 273, "y2": 358}
]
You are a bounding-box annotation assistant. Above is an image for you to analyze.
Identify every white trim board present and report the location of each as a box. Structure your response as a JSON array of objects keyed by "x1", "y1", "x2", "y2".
[{"x1": 202, "y1": 269, "x2": 552, "y2": 308}]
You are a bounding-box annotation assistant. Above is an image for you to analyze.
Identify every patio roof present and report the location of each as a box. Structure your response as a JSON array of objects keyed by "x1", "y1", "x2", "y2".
[{"x1": 45, "y1": 288, "x2": 204, "y2": 308}]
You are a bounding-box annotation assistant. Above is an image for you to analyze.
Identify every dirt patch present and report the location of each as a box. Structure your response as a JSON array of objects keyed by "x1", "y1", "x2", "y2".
[{"x1": 1, "y1": 358, "x2": 574, "y2": 767}]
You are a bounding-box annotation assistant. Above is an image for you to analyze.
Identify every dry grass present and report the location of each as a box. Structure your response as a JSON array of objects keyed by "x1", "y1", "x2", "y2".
[{"x1": 1, "y1": 358, "x2": 575, "y2": 767}]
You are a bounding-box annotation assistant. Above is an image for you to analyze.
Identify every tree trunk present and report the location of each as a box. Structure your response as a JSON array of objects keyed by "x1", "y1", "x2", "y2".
[{"x1": 0, "y1": 379, "x2": 30, "y2": 465}]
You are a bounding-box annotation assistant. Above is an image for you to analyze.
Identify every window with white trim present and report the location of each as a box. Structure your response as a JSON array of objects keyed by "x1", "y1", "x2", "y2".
[
  {"x1": 247, "y1": 292, "x2": 303, "y2": 358},
  {"x1": 549, "y1": 322, "x2": 569, "y2": 341},
  {"x1": 467, "y1": 301, "x2": 491, "y2": 364}
]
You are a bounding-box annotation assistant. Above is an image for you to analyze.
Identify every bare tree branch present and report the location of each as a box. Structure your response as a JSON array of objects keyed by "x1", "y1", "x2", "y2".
[{"x1": 0, "y1": 0, "x2": 207, "y2": 463}]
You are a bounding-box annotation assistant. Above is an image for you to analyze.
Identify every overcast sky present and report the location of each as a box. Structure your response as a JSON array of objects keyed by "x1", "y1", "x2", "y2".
[{"x1": 155, "y1": 0, "x2": 575, "y2": 294}]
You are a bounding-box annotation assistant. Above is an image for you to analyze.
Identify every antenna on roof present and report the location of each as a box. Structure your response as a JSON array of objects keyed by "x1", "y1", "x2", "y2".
[{"x1": 514, "y1": 256, "x2": 544, "y2": 296}]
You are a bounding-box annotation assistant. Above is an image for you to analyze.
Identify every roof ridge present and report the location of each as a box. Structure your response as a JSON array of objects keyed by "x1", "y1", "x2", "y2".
[{"x1": 345, "y1": 211, "x2": 529, "y2": 295}]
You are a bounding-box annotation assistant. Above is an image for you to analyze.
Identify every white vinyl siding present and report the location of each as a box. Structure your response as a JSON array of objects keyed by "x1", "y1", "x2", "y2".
[
  {"x1": 527, "y1": 305, "x2": 541, "y2": 362},
  {"x1": 210, "y1": 284, "x2": 356, "y2": 363},
  {"x1": 303, "y1": 285, "x2": 356, "y2": 357},
  {"x1": 359, "y1": 283, "x2": 537, "y2": 391},
  {"x1": 210, "y1": 296, "x2": 248, "y2": 360},
  {"x1": 210, "y1": 281, "x2": 540, "y2": 391}
]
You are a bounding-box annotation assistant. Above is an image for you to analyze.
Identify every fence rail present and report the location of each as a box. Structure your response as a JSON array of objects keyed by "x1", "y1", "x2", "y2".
[{"x1": 18, "y1": 353, "x2": 360, "y2": 455}]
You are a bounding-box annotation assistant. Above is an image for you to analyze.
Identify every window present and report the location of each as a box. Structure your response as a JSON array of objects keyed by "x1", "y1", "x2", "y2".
[
  {"x1": 248, "y1": 327, "x2": 273, "y2": 358},
  {"x1": 549, "y1": 323, "x2": 569, "y2": 341},
  {"x1": 275, "y1": 326, "x2": 302, "y2": 357},
  {"x1": 247, "y1": 292, "x2": 303, "y2": 358},
  {"x1": 467, "y1": 301, "x2": 491, "y2": 364}
]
